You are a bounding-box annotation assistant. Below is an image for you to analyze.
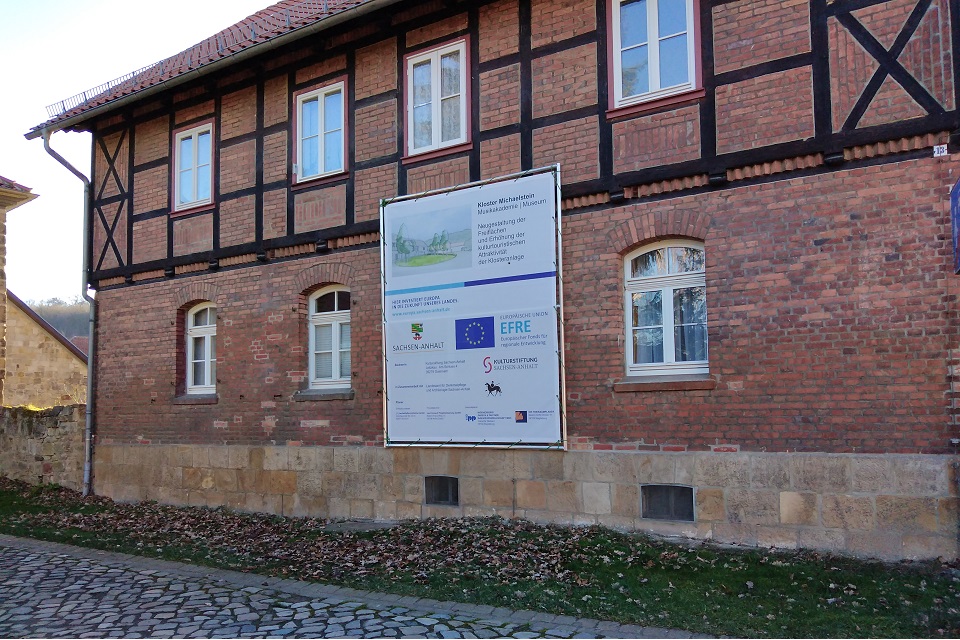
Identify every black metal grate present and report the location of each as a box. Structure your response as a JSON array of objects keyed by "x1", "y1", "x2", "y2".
[
  {"x1": 641, "y1": 484, "x2": 695, "y2": 521},
  {"x1": 425, "y1": 476, "x2": 459, "y2": 506}
]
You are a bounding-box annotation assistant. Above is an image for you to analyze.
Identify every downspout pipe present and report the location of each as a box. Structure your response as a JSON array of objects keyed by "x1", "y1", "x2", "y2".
[{"x1": 42, "y1": 129, "x2": 96, "y2": 497}]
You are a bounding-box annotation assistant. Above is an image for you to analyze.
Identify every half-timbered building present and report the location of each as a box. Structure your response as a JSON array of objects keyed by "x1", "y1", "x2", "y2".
[{"x1": 28, "y1": 0, "x2": 960, "y2": 560}]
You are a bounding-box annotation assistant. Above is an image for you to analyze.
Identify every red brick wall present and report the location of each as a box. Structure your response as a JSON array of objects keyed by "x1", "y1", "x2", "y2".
[
  {"x1": 561, "y1": 155, "x2": 957, "y2": 454},
  {"x1": 480, "y1": 64, "x2": 521, "y2": 131},
  {"x1": 263, "y1": 76, "x2": 289, "y2": 128},
  {"x1": 355, "y1": 100, "x2": 398, "y2": 162},
  {"x1": 133, "y1": 218, "x2": 167, "y2": 264},
  {"x1": 716, "y1": 67, "x2": 815, "y2": 154},
  {"x1": 220, "y1": 195, "x2": 256, "y2": 247},
  {"x1": 172, "y1": 215, "x2": 213, "y2": 256},
  {"x1": 530, "y1": 0, "x2": 595, "y2": 48},
  {"x1": 355, "y1": 164, "x2": 398, "y2": 223},
  {"x1": 220, "y1": 140, "x2": 257, "y2": 193},
  {"x1": 713, "y1": 0, "x2": 810, "y2": 74},
  {"x1": 133, "y1": 166, "x2": 168, "y2": 215},
  {"x1": 479, "y1": 0, "x2": 519, "y2": 62},
  {"x1": 613, "y1": 105, "x2": 701, "y2": 173},
  {"x1": 294, "y1": 185, "x2": 347, "y2": 233},
  {"x1": 296, "y1": 56, "x2": 348, "y2": 85},
  {"x1": 354, "y1": 39, "x2": 397, "y2": 100},
  {"x1": 134, "y1": 117, "x2": 169, "y2": 165},
  {"x1": 531, "y1": 44, "x2": 598, "y2": 118},
  {"x1": 263, "y1": 189, "x2": 288, "y2": 240},
  {"x1": 220, "y1": 86, "x2": 257, "y2": 140},
  {"x1": 533, "y1": 116, "x2": 600, "y2": 183},
  {"x1": 406, "y1": 13, "x2": 468, "y2": 48},
  {"x1": 94, "y1": 252, "x2": 383, "y2": 446},
  {"x1": 263, "y1": 132, "x2": 287, "y2": 185},
  {"x1": 407, "y1": 156, "x2": 470, "y2": 193},
  {"x1": 481, "y1": 135, "x2": 521, "y2": 179}
]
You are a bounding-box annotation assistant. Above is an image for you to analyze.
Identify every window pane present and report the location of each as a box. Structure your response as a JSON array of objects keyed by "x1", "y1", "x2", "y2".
[
  {"x1": 302, "y1": 136, "x2": 319, "y2": 177},
  {"x1": 413, "y1": 61, "x2": 432, "y2": 104},
  {"x1": 669, "y1": 247, "x2": 704, "y2": 273},
  {"x1": 631, "y1": 249, "x2": 666, "y2": 278},
  {"x1": 632, "y1": 290, "x2": 662, "y2": 328},
  {"x1": 340, "y1": 350, "x2": 351, "y2": 379},
  {"x1": 193, "y1": 361, "x2": 206, "y2": 386},
  {"x1": 315, "y1": 352, "x2": 333, "y2": 379},
  {"x1": 192, "y1": 336, "x2": 205, "y2": 360},
  {"x1": 315, "y1": 292, "x2": 335, "y2": 313},
  {"x1": 193, "y1": 308, "x2": 208, "y2": 326},
  {"x1": 621, "y1": 45, "x2": 650, "y2": 97},
  {"x1": 179, "y1": 137, "x2": 195, "y2": 170},
  {"x1": 197, "y1": 164, "x2": 211, "y2": 201},
  {"x1": 301, "y1": 98, "x2": 318, "y2": 137},
  {"x1": 659, "y1": 33, "x2": 689, "y2": 88},
  {"x1": 323, "y1": 91, "x2": 342, "y2": 133},
  {"x1": 633, "y1": 328, "x2": 664, "y2": 364},
  {"x1": 340, "y1": 323, "x2": 351, "y2": 350},
  {"x1": 209, "y1": 358, "x2": 216, "y2": 386},
  {"x1": 323, "y1": 131, "x2": 342, "y2": 172},
  {"x1": 675, "y1": 323, "x2": 707, "y2": 362},
  {"x1": 179, "y1": 168, "x2": 195, "y2": 204},
  {"x1": 440, "y1": 96, "x2": 461, "y2": 142},
  {"x1": 440, "y1": 52, "x2": 460, "y2": 98},
  {"x1": 337, "y1": 291, "x2": 351, "y2": 310},
  {"x1": 658, "y1": 0, "x2": 687, "y2": 36},
  {"x1": 620, "y1": 0, "x2": 648, "y2": 48},
  {"x1": 314, "y1": 324, "x2": 333, "y2": 351},
  {"x1": 673, "y1": 286, "x2": 706, "y2": 325},
  {"x1": 197, "y1": 132, "x2": 211, "y2": 166},
  {"x1": 414, "y1": 104, "x2": 432, "y2": 148},
  {"x1": 210, "y1": 338, "x2": 215, "y2": 362}
]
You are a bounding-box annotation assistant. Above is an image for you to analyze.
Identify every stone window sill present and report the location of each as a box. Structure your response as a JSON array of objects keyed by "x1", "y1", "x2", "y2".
[
  {"x1": 293, "y1": 388, "x2": 355, "y2": 402},
  {"x1": 173, "y1": 393, "x2": 218, "y2": 405},
  {"x1": 613, "y1": 374, "x2": 716, "y2": 393}
]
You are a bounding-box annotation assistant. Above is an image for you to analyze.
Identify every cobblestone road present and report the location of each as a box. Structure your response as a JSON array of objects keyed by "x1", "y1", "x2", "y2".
[{"x1": 0, "y1": 536, "x2": 705, "y2": 639}]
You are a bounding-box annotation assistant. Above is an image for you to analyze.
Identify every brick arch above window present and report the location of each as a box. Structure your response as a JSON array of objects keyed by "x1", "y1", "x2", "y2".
[
  {"x1": 294, "y1": 262, "x2": 357, "y2": 296},
  {"x1": 607, "y1": 209, "x2": 712, "y2": 255},
  {"x1": 174, "y1": 282, "x2": 222, "y2": 309}
]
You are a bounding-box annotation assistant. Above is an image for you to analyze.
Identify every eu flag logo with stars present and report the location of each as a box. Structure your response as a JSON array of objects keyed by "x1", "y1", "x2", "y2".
[{"x1": 455, "y1": 316, "x2": 495, "y2": 350}]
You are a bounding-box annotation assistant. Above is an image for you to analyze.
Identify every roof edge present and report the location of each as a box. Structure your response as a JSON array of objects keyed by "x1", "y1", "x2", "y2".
[
  {"x1": 7, "y1": 290, "x2": 89, "y2": 364},
  {"x1": 25, "y1": 0, "x2": 403, "y2": 141}
]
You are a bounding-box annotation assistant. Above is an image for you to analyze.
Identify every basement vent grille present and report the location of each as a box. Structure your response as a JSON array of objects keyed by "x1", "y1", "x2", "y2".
[
  {"x1": 641, "y1": 484, "x2": 695, "y2": 522},
  {"x1": 425, "y1": 476, "x2": 459, "y2": 506}
]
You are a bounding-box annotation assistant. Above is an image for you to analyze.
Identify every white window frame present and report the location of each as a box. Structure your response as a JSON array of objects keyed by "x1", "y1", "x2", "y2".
[
  {"x1": 186, "y1": 302, "x2": 217, "y2": 394},
  {"x1": 295, "y1": 81, "x2": 346, "y2": 183},
  {"x1": 624, "y1": 240, "x2": 707, "y2": 376},
  {"x1": 405, "y1": 39, "x2": 469, "y2": 156},
  {"x1": 611, "y1": 0, "x2": 697, "y2": 108},
  {"x1": 174, "y1": 123, "x2": 213, "y2": 211},
  {"x1": 308, "y1": 286, "x2": 351, "y2": 389}
]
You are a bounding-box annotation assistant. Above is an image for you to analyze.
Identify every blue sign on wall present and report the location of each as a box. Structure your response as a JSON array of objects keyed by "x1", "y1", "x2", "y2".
[{"x1": 952, "y1": 178, "x2": 960, "y2": 274}]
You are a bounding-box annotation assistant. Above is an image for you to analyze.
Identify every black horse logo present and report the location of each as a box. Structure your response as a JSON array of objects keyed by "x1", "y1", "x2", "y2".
[{"x1": 485, "y1": 381, "x2": 502, "y2": 396}]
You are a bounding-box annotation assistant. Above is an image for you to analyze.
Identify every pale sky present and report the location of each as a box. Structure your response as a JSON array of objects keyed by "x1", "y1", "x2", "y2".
[{"x1": 0, "y1": 0, "x2": 272, "y2": 303}]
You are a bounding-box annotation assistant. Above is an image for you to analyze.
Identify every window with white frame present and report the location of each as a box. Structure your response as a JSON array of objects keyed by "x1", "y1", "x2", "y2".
[
  {"x1": 174, "y1": 124, "x2": 213, "y2": 211},
  {"x1": 309, "y1": 286, "x2": 351, "y2": 388},
  {"x1": 612, "y1": 0, "x2": 697, "y2": 107},
  {"x1": 186, "y1": 303, "x2": 216, "y2": 394},
  {"x1": 406, "y1": 40, "x2": 468, "y2": 155},
  {"x1": 296, "y1": 82, "x2": 345, "y2": 182},
  {"x1": 624, "y1": 241, "x2": 707, "y2": 376}
]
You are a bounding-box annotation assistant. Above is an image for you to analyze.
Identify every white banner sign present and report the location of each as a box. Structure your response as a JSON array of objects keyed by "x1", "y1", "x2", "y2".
[{"x1": 381, "y1": 169, "x2": 563, "y2": 447}]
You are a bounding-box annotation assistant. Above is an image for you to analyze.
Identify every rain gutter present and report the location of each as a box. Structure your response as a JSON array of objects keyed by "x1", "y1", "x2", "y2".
[{"x1": 42, "y1": 130, "x2": 96, "y2": 497}]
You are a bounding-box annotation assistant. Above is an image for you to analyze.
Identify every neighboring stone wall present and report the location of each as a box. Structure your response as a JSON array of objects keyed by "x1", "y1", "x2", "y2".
[
  {"x1": 94, "y1": 445, "x2": 959, "y2": 561},
  {"x1": 0, "y1": 405, "x2": 85, "y2": 491},
  {"x1": 4, "y1": 300, "x2": 87, "y2": 408}
]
